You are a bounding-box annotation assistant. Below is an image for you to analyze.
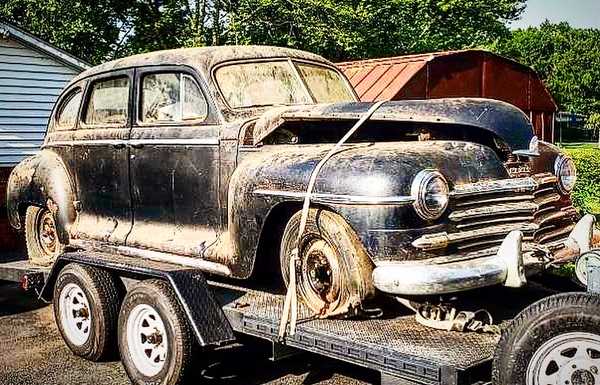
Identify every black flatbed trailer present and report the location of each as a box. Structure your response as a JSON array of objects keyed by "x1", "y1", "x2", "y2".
[{"x1": 1, "y1": 253, "x2": 598, "y2": 385}]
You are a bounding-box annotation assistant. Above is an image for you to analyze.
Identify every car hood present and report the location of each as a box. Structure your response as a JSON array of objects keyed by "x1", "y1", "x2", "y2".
[
  {"x1": 241, "y1": 140, "x2": 509, "y2": 198},
  {"x1": 252, "y1": 98, "x2": 534, "y2": 152}
]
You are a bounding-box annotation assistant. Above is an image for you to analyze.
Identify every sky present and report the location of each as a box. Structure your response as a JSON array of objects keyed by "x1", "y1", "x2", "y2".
[{"x1": 510, "y1": 0, "x2": 600, "y2": 29}]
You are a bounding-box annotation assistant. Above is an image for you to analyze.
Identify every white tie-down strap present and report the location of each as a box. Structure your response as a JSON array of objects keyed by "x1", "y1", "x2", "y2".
[{"x1": 277, "y1": 101, "x2": 386, "y2": 339}]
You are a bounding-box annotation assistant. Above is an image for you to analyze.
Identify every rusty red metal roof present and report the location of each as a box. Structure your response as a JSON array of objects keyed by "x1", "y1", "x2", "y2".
[
  {"x1": 337, "y1": 49, "x2": 559, "y2": 142},
  {"x1": 337, "y1": 49, "x2": 557, "y2": 111},
  {"x1": 338, "y1": 51, "x2": 458, "y2": 101}
]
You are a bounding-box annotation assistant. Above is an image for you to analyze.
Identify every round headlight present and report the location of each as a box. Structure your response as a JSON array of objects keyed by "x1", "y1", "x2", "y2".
[
  {"x1": 554, "y1": 154, "x2": 577, "y2": 194},
  {"x1": 411, "y1": 170, "x2": 449, "y2": 220}
]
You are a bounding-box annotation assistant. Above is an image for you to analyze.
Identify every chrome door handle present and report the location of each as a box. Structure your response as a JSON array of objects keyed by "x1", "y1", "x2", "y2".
[
  {"x1": 130, "y1": 142, "x2": 144, "y2": 149},
  {"x1": 111, "y1": 142, "x2": 126, "y2": 149}
]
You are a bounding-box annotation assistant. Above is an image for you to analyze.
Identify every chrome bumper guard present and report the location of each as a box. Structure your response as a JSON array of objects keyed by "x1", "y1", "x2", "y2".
[{"x1": 372, "y1": 214, "x2": 598, "y2": 296}]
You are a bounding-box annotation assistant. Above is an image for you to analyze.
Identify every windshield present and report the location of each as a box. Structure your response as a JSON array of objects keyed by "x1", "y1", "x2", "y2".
[{"x1": 215, "y1": 60, "x2": 356, "y2": 109}]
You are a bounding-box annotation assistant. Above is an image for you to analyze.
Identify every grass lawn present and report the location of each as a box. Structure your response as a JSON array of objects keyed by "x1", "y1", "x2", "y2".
[{"x1": 559, "y1": 142, "x2": 599, "y2": 149}]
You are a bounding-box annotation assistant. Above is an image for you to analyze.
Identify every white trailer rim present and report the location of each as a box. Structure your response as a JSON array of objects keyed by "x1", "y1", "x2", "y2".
[
  {"x1": 58, "y1": 282, "x2": 92, "y2": 346},
  {"x1": 526, "y1": 331, "x2": 600, "y2": 385},
  {"x1": 126, "y1": 304, "x2": 168, "y2": 377}
]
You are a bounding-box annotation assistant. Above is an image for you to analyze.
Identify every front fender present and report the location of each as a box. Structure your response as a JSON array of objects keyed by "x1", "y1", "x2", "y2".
[
  {"x1": 6, "y1": 150, "x2": 77, "y2": 243},
  {"x1": 226, "y1": 141, "x2": 510, "y2": 274}
]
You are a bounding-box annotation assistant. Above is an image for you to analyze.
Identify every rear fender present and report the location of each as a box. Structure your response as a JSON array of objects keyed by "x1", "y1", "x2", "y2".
[{"x1": 6, "y1": 150, "x2": 76, "y2": 243}]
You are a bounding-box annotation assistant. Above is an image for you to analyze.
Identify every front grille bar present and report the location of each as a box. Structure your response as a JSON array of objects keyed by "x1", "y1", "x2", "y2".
[{"x1": 414, "y1": 173, "x2": 576, "y2": 253}]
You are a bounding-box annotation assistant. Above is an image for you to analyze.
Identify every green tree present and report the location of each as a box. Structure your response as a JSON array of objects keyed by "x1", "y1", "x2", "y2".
[
  {"x1": 490, "y1": 22, "x2": 600, "y2": 117},
  {"x1": 227, "y1": 0, "x2": 526, "y2": 61},
  {"x1": 1, "y1": 0, "x2": 233, "y2": 63},
  {"x1": 0, "y1": 0, "x2": 131, "y2": 64}
]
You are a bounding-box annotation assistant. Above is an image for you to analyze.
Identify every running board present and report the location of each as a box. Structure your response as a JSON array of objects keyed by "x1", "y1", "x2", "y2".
[{"x1": 70, "y1": 239, "x2": 231, "y2": 276}]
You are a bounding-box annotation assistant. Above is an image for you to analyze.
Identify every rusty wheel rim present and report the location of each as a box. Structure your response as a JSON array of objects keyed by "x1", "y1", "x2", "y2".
[
  {"x1": 300, "y1": 238, "x2": 341, "y2": 307},
  {"x1": 37, "y1": 209, "x2": 58, "y2": 256}
]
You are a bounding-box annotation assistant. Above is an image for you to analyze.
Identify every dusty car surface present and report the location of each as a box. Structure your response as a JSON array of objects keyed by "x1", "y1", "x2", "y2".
[{"x1": 6, "y1": 45, "x2": 597, "y2": 317}]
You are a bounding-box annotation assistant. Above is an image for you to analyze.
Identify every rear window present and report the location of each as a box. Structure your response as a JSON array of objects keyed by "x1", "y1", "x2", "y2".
[
  {"x1": 55, "y1": 90, "x2": 82, "y2": 130},
  {"x1": 84, "y1": 77, "x2": 130, "y2": 125}
]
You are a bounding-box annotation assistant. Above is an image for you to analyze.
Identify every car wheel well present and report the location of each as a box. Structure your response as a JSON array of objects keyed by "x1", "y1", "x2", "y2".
[{"x1": 252, "y1": 201, "x2": 332, "y2": 283}]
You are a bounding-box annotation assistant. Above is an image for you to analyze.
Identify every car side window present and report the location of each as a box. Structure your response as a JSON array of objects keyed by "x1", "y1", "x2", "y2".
[
  {"x1": 141, "y1": 72, "x2": 208, "y2": 123},
  {"x1": 55, "y1": 89, "x2": 82, "y2": 130},
  {"x1": 84, "y1": 77, "x2": 130, "y2": 125}
]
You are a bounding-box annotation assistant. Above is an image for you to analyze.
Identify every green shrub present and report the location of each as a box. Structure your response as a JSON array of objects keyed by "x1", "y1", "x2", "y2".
[{"x1": 564, "y1": 148, "x2": 600, "y2": 215}]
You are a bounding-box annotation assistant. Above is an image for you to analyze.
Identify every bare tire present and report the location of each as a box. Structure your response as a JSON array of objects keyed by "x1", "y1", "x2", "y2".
[
  {"x1": 118, "y1": 280, "x2": 195, "y2": 385},
  {"x1": 492, "y1": 292, "x2": 600, "y2": 385},
  {"x1": 25, "y1": 206, "x2": 65, "y2": 266},
  {"x1": 53, "y1": 263, "x2": 122, "y2": 361},
  {"x1": 280, "y1": 209, "x2": 374, "y2": 316}
]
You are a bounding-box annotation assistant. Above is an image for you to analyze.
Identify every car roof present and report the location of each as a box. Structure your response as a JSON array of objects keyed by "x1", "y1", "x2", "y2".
[{"x1": 70, "y1": 45, "x2": 334, "y2": 83}]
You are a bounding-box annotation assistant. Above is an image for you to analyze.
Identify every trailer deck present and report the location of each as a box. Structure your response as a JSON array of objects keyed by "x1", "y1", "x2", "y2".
[
  {"x1": 213, "y1": 281, "x2": 500, "y2": 385},
  {"x1": 0, "y1": 253, "x2": 566, "y2": 385}
]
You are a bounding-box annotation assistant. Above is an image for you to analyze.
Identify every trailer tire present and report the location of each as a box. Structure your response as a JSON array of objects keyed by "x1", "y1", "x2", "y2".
[
  {"x1": 118, "y1": 279, "x2": 195, "y2": 385},
  {"x1": 53, "y1": 263, "x2": 122, "y2": 361},
  {"x1": 280, "y1": 209, "x2": 374, "y2": 317},
  {"x1": 492, "y1": 292, "x2": 600, "y2": 385},
  {"x1": 25, "y1": 206, "x2": 65, "y2": 267}
]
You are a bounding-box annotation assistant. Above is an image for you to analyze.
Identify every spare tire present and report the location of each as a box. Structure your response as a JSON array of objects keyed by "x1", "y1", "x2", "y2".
[{"x1": 492, "y1": 292, "x2": 600, "y2": 385}]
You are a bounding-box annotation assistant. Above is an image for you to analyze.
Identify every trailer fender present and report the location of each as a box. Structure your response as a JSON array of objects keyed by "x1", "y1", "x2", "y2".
[{"x1": 40, "y1": 252, "x2": 235, "y2": 347}]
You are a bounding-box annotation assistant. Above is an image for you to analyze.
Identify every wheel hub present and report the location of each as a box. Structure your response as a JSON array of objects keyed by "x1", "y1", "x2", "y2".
[
  {"x1": 38, "y1": 211, "x2": 58, "y2": 255},
  {"x1": 58, "y1": 283, "x2": 92, "y2": 346},
  {"x1": 571, "y1": 368, "x2": 595, "y2": 385},
  {"x1": 307, "y1": 251, "x2": 332, "y2": 295},
  {"x1": 527, "y1": 332, "x2": 600, "y2": 385},
  {"x1": 126, "y1": 304, "x2": 168, "y2": 377},
  {"x1": 301, "y1": 238, "x2": 340, "y2": 305}
]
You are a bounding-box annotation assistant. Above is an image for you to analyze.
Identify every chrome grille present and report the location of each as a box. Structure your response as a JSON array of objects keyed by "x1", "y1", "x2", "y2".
[{"x1": 412, "y1": 173, "x2": 577, "y2": 252}]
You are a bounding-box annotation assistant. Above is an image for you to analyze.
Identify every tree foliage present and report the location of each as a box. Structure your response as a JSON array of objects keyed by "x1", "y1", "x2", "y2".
[
  {"x1": 1, "y1": 0, "x2": 525, "y2": 64},
  {"x1": 0, "y1": 0, "x2": 138, "y2": 64},
  {"x1": 227, "y1": 0, "x2": 525, "y2": 61},
  {"x1": 490, "y1": 22, "x2": 600, "y2": 117},
  {"x1": 1, "y1": 0, "x2": 599, "y2": 119},
  {"x1": 0, "y1": 0, "x2": 232, "y2": 64}
]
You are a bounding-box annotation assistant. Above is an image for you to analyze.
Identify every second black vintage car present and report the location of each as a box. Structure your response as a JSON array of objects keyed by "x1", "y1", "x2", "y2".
[{"x1": 6, "y1": 46, "x2": 597, "y2": 319}]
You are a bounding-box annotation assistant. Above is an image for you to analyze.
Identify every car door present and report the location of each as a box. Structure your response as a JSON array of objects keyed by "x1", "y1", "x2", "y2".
[
  {"x1": 69, "y1": 70, "x2": 134, "y2": 244},
  {"x1": 126, "y1": 66, "x2": 222, "y2": 257}
]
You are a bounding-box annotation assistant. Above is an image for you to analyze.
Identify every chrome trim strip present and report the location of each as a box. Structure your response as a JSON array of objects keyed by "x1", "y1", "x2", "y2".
[
  {"x1": 451, "y1": 177, "x2": 538, "y2": 197},
  {"x1": 129, "y1": 138, "x2": 219, "y2": 146},
  {"x1": 43, "y1": 140, "x2": 126, "y2": 147},
  {"x1": 43, "y1": 138, "x2": 220, "y2": 148},
  {"x1": 253, "y1": 189, "x2": 414, "y2": 205}
]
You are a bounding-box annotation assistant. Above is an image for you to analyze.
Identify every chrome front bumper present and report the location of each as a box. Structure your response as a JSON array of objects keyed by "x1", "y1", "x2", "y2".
[{"x1": 372, "y1": 214, "x2": 598, "y2": 296}]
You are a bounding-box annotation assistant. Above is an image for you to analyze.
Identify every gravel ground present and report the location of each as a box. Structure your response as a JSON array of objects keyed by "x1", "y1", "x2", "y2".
[{"x1": 0, "y1": 281, "x2": 374, "y2": 385}]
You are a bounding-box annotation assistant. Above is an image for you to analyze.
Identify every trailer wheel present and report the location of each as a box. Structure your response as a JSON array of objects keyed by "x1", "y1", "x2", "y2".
[
  {"x1": 280, "y1": 209, "x2": 374, "y2": 316},
  {"x1": 25, "y1": 206, "x2": 65, "y2": 266},
  {"x1": 53, "y1": 263, "x2": 122, "y2": 361},
  {"x1": 118, "y1": 279, "x2": 195, "y2": 385},
  {"x1": 492, "y1": 292, "x2": 600, "y2": 385}
]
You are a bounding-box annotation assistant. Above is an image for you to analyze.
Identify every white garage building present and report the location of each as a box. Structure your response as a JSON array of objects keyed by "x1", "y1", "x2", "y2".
[
  {"x1": 0, "y1": 20, "x2": 88, "y2": 166},
  {"x1": 0, "y1": 20, "x2": 88, "y2": 249}
]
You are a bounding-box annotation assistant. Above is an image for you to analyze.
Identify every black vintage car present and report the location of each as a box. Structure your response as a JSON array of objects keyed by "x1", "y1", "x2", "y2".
[{"x1": 6, "y1": 46, "x2": 596, "y2": 318}]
